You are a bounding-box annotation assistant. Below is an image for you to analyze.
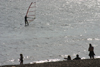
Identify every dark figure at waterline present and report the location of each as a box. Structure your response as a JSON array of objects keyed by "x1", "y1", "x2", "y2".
[
  {"x1": 73, "y1": 54, "x2": 81, "y2": 60},
  {"x1": 64, "y1": 55, "x2": 71, "y2": 60},
  {"x1": 20, "y1": 54, "x2": 23, "y2": 65},
  {"x1": 88, "y1": 44, "x2": 95, "y2": 59},
  {"x1": 67, "y1": 55, "x2": 71, "y2": 60}
]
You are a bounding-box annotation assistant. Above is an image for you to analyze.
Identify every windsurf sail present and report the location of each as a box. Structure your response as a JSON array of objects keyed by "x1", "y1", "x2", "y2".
[{"x1": 26, "y1": 2, "x2": 36, "y2": 23}]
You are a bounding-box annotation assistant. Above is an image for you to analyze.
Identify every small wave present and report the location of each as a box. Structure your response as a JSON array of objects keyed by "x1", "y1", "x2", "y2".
[{"x1": 30, "y1": 59, "x2": 61, "y2": 64}]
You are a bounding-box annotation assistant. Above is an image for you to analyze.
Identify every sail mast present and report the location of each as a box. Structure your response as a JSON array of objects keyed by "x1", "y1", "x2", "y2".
[
  {"x1": 26, "y1": 2, "x2": 36, "y2": 22},
  {"x1": 26, "y1": 2, "x2": 33, "y2": 16}
]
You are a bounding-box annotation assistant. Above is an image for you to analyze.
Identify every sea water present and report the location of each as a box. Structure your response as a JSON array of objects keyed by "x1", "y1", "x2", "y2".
[{"x1": 0, "y1": 0, "x2": 100, "y2": 65}]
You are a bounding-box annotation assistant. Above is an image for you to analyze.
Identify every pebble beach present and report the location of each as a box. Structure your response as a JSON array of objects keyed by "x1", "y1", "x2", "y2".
[{"x1": 1, "y1": 58, "x2": 100, "y2": 67}]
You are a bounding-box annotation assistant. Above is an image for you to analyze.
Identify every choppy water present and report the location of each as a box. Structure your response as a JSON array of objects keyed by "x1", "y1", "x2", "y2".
[{"x1": 0, "y1": 0, "x2": 100, "y2": 65}]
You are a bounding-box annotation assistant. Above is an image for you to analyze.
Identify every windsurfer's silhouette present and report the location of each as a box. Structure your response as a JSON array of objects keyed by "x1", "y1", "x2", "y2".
[{"x1": 25, "y1": 15, "x2": 29, "y2": 26}]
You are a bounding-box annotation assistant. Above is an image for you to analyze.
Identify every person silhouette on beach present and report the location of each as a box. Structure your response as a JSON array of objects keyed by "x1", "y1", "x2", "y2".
[
  {"x1": 64, "y1": 55, "x2": 71, "y2": 60},
  {"x1": 67, "y1": 55, "x2": 71, "y2": 60},
  {"x1": 88, "y1": 44, "x2": 95, "y2": 59},
  {"x1": 73, "y1": 54, "x2": 81, "y2": 60},
  {"x1": 25, "y1": 15, "x2": 29, "y2": 26},
  {"x1": 20, "y1": 54, "x2": 23, "y2": 65}
]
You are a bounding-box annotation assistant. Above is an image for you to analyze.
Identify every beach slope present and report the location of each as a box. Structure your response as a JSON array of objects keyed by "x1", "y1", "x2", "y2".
[{"x1": 1, "y1": 59, "x2": 100, "y2": 67}]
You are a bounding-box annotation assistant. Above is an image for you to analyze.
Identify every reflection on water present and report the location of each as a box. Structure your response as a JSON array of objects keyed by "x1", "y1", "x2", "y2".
[{"x1": 87, "y1": 38, "x2": 100, "y2": 41}]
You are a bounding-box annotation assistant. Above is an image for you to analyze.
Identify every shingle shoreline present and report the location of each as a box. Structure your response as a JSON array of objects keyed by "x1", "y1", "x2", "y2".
[{"x1": 1, "y1": 58, "x2": 100, "y2": 67}]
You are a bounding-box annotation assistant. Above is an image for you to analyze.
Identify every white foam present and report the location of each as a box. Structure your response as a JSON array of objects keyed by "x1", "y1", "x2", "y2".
[{"x1": 30, "y1": 59, "x2": 61, "y2": 64}]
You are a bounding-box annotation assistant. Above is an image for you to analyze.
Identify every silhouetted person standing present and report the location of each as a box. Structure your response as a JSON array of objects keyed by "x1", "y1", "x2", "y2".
[
  {"x1": 88, "y1": 44, "x2": 95, "y2": 59},
  {"x1": 20, "y1": 54, "x2": 23, "y2": 65},
  {"x1": 25, "y1": 15, "x2": 29, "y2": 26},
  {"x1": 73, "y1": 54, "x2": 81, "y2": 60}
]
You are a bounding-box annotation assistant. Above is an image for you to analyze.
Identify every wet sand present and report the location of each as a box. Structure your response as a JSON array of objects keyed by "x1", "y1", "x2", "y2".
[{"x1": 1, "y1": 58, "x2": 100, "y2": 67}]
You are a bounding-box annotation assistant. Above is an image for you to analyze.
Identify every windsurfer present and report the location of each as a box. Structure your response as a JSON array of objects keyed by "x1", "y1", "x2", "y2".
[{"x1": 25, "y1": 15, "x2": 29, "y2": 26}]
